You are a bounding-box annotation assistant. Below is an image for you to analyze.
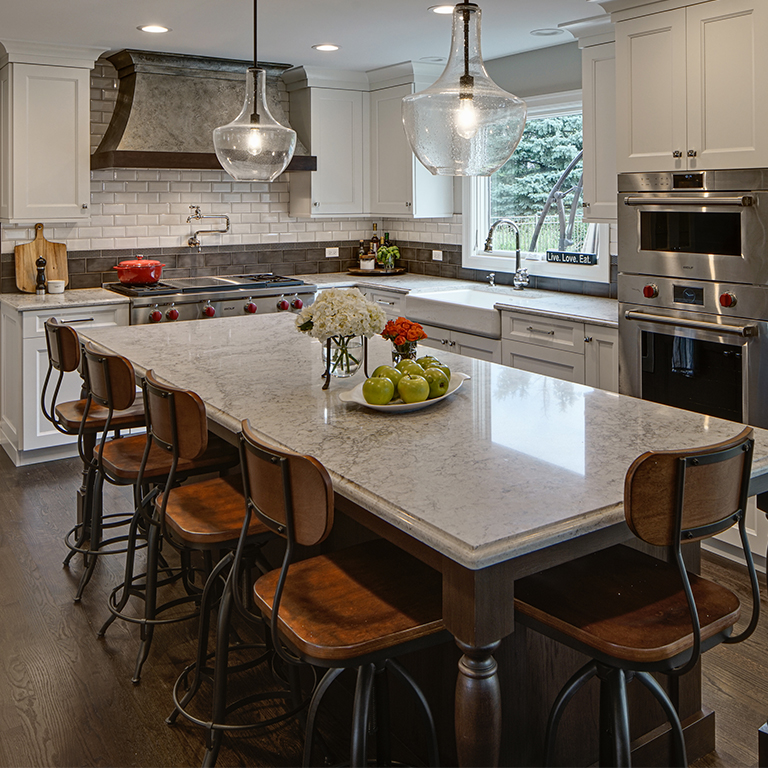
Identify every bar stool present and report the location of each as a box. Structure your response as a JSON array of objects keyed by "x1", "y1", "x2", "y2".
[
  {"x1": 234, "y1": 419, "x2": 450, "y2": 768},
  {"x1": 80, "y1": 345, "x2": 240, "y2": 683},
  {"x1": 514, "y1": 426, "x2": 761, "y2": 768},
  {"x1": 41, "y1": 318, "x2": 145, "y2": 600}
]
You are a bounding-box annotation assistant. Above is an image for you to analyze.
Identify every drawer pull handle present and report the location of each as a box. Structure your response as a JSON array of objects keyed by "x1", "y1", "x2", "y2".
[
  {"x1": 376, "y1": 299, "x2": 396, "y2": 306},
  {"x1": 61, "y1": 318, "x2": 95, "y2": 325},
  {"x1": 526, "y1": 326, "x2": 555, "y2": 336}
]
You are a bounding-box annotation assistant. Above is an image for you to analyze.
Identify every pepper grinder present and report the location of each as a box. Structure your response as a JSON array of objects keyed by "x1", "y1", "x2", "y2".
[{"x1": 35, "y1": 256, "x2": 47, "y2": 295}]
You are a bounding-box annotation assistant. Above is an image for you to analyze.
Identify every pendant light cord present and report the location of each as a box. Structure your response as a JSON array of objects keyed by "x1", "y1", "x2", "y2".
[
  {"x1": 251, "y1": 0, "x2": 260, "y2": 123},
  {"x1": 459, "y1": 0, "x2": 473, "y2": 98},
  {"x1": 253, "y1": 0, "x2": 258, "y2": 68}
]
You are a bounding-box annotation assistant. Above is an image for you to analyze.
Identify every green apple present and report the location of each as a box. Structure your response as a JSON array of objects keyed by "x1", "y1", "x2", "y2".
[
  {"x1": 416, "y1": 355, "x2": 441, "y2": 370},
  {"x1": 432, "y1": 362, "x2": 451, "y2": 381},
  {"x1": 362, "y1": 376, "x2": 395, "y2": 405},
  {"x1": 395, "y1": 359, "x2": 424, "y2": 376},
  {"x1": 397, "y1": 374, "x2": 430, "y2": 404},
  {"x1": 422, "y1": 367, "x2": 450, "y2": 399},
  {"x1": 372, "y1": 364, "x2": 403, "y2": 389}
]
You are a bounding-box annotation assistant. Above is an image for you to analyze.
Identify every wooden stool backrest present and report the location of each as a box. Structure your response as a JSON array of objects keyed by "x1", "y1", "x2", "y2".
[
  {"x1": 82, "y1": 341, "x2": 137, "y2": 412},
  {"x1": 143, "y1": 369, "x2": 208, "y2": 461},
  {"x1": 624, "y1": 426, "x2": 754, "y2": 547},
  {"x1": 239, "y1": 419, "x2": 333, "y2": 548},
  {"x1": 44, "y1": 318, "x2": 80, "y2": 373}
]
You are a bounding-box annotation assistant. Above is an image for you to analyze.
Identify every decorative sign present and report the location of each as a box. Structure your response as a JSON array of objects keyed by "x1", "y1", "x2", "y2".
[{"x1": 546, "y1": 250, "x2": 598, "y2": 265}]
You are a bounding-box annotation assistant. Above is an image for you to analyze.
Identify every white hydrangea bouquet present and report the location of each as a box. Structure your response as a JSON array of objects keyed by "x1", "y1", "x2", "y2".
[{"x1": 296, "y1": 287, "x2": 386, "y2": 383}]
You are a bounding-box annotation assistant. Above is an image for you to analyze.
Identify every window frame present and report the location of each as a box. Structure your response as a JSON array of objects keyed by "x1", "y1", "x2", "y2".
[{"x1": 462, "y1": 88, "x2": 610, "y2": 284}]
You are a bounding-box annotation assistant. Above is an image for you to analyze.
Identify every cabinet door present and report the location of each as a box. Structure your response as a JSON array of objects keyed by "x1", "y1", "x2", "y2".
[
  {"x1": 0, "y1": 63, "x2": 91, "y2": 222},
  {"x1": 500, "y1": 311, "x2": 585, "y2": 354},
  {"x1": 501, "y1": 340, "x2": 585, "y2": 384},
  {"x1": 685, "y1": 0, "x2": 768, "y2": 170},
  {"x1": 616, "y1": 9, "x2": 688, "y2": 173},
  {"x1": 452, "y1": 330, "x2": 501, "y2": 363},
  {"x1": 583, "y1": 324, "x2": 618, "y2": 392},
  {"x1": 582, "y1": 43, "x2": 617, "y2": 221}
]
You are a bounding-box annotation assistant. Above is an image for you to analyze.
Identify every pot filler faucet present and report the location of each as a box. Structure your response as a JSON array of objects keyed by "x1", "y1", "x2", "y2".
[
  {"x1": 187, "y1": 205, "x2": 231, "y2": 251},
  {"x1": 484, "y1": 218, "x2": 529, "y2": 290}
]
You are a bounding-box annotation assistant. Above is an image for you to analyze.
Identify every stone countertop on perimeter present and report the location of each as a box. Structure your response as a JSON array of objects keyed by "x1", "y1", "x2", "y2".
[
  {"x1": 300, "y1": 273, "x2": 619, "y2": 328},
  {"x1": 0, "y1": 288, "x2": 129, "y2": 311},
  {"x1": 80, "y1": 313, "x2": 766, "y2": 571}
]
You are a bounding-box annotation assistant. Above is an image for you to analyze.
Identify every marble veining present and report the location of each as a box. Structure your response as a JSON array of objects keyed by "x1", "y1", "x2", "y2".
[
  {"x1": 0, "y1": 288, "x2": 129, "y2": 311},
  {"x1": 81, "y1": 313, "x2": 768, "y2": 570}
]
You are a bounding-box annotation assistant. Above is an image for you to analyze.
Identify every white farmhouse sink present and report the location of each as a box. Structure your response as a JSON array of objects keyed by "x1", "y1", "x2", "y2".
[{"x1": 404, "y1": 288, "x2": 508, "y2": 338}]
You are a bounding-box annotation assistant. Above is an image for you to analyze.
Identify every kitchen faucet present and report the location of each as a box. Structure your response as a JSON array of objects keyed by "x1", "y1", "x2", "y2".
[
  {"x1": 484, "y1": 218, "x2": 529, "y2": 290},
  {"x1": 187, "y1": 205, "x2": 230, "y2": 251}
]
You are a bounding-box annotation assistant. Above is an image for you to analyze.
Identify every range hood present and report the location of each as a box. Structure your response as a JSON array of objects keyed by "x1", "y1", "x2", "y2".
[{"x1": 91, "y1": 50, "x2": 316, "y2": 173}]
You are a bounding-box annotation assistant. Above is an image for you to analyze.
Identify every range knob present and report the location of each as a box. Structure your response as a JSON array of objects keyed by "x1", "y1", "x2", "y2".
[
  {"x1": 720, "y1": 292, "x2": 737, "y2": 308},
  {"x1": 202, "y1": 303, "x2": 216, "y2": 318},
  {"x1": 166, "y1": 306, "x2": 179, "y2": 321},
  {"x1": 149, "y1": 308, "x2": 163, "y2": 323},
  {"x1": 642, "y1": 284, "x2": 659, "y2": 299},
  {"x1": 276, "y1": 298, "x2": 290, "y2": 311},
  {"x1": 291, "y1": 296, "x2": 304, "y2": 310},
  {"x1": 244, "y1": 301, "x2": 258, "y2": 314}
]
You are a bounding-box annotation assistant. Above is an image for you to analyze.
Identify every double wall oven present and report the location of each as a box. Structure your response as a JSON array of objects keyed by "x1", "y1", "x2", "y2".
[{"x1": 618, "y1": 169, "x2": 768, "y2": 429}]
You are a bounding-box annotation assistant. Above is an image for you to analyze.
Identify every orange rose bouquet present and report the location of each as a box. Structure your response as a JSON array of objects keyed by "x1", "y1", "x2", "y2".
[{"x1": 381, "y1": 317, "x2": 427, "y2": 364}]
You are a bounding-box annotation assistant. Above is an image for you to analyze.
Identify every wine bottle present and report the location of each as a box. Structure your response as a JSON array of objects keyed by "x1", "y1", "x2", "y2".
[{"x1": 370, "y1": 223, "x2": 380, "y2": 255}]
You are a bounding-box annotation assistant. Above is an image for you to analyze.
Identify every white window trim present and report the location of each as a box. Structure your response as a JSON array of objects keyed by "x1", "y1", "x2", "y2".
[{"x1": 462, "y1": 88, "x2": 610, "y2": 284}]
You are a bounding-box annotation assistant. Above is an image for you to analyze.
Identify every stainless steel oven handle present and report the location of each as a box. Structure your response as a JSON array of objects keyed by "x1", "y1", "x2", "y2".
[
  {"x1": 624, "y1": 310, "x2": 758, "y2": 337},
  {"x1": 623, "y1": 195, "x2": 755, "y2": 207}
]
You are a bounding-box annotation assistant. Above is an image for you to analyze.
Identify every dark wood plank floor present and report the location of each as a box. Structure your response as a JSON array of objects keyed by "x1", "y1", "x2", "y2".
[{"x1": 0, "y1": 448, "x2": 766, "y2": 767}]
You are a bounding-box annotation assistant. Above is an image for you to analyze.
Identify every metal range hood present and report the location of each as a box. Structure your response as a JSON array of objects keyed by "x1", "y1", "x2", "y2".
[{"x1": 91, "y1": 49, "x2": 316, "y2": 173}]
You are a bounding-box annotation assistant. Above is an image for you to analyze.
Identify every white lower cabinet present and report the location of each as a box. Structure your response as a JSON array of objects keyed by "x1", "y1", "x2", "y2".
[
  {"x1": 500, "y1": 310, "x2": 618, "y2": 391},
  {"x1": 359, "y1": 287, "x2": 405, "y2": 319},
  {"x1": 0, "y1": 301, "x2": 129, "y2": 466},
  {"x1": 417, "y1": 322, "x2": 501, "y2": 364}
]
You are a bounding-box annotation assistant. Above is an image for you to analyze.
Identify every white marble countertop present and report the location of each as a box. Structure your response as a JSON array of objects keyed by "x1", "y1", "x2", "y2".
[
  {"x1": 0, "y1": 288, "x2": 129, "y2": 311},
  {"x1": 81, "y1": 313, "x2": 768, "y2": 571}
]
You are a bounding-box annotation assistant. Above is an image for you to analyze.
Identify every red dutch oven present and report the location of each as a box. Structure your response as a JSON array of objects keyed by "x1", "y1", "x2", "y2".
[{"x1": 113, "y1": 255, "x2": 166, "y2": 285}]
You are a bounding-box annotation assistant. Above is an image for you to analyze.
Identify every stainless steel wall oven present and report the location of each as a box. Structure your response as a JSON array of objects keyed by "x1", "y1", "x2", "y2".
[{"x1": 618, "y1": 170, "x2": 768, "y2": 429}]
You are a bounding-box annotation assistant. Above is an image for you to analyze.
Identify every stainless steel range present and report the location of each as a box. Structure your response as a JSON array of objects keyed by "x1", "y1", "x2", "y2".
[
  {"x1": 105, "y1": 274, "x2": 317, "y2": 325},
  {"x1": 617, "y1": 169, "x2": 768, "y2": 428}
]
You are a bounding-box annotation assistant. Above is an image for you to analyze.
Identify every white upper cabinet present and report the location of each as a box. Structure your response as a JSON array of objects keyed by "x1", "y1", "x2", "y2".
[
  {"x1": 286, "y1": 68, "x2": 368, "y2": 218},
  {"x1": 616, "y1": 0, "x2": 768, "y2": 172},
  {"x1": 0, "y1": 42, "x2": 98, "y2": 224}
]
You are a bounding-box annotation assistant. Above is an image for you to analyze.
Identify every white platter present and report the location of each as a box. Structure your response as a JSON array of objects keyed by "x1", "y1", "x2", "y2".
[{"x1": 338, "y1": 372, "x2": 470, "y2": 413}]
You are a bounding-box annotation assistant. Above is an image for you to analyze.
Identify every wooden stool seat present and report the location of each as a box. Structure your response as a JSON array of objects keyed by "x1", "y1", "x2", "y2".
[
  {"x1": 99, "y1": 432, "x2": 237, "y2": 482},
  {"x1": 55, "y1": 397, "x2": 145, "y2": 433},
  {"x1": 162, "y1": 474, "x2": 269, "y2": 546},
  {"x1": 254, "y1": 538, "x2": 444, "y2": 663},
  {"x1": 515, "y1": 545, "x2": 740, "y2": 667}
]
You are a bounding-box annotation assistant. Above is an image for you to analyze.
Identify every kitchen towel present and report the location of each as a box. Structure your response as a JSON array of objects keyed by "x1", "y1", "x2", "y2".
[{"x1": 671, "y1": 337, "x2": 695, "y2": 377}]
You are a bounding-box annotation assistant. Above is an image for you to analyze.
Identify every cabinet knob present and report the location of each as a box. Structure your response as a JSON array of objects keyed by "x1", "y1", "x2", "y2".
[
  {"x1": 313, "y1": 201, "x2": 320, "y2": 207},
  {"x1": 405, "y1": 202, "x2": 412, "y2": 208},
  {"x1": 584, "y1": 336, "x2": 593, "y2": 343},
  {"x1": 81, "y1": 203, "x2": 89, "y2": 209},
  {"x1": 672, "y1": 150, "x2": 683, "y2": 158},
  {"x1": 687, "y1": 149, "x2": 697, "y2": 157},
  {"x1": 582, "y1": 202, "x2": 590, "y2": 209}
]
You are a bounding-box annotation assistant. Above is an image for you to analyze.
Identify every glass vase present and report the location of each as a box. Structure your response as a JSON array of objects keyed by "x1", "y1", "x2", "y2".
[
  {"x1": 391, "y1": 341, "x2": 418, "y2": 365},
  {"x1": 323, "y1": 335, "x2": 363, "y2": 378}
]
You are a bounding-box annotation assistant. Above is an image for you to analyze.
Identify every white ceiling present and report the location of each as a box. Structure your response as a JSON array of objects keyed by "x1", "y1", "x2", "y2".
[{"x1": 0, "y1": 0, "x2": 605, "y2": 71}]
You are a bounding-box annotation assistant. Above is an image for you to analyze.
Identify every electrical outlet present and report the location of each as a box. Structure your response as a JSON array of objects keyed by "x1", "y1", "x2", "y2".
[
  {"x1": 432, "y1": 250, "x2": 443, "y2": 261},
  {"x1": 325, "y1": 247, "x2": 339, "y2": 259}
]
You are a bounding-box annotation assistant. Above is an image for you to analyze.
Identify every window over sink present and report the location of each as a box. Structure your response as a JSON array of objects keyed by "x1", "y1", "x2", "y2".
[{"x1": 462, "y1": 89, "x2": 610, "y2": 284}]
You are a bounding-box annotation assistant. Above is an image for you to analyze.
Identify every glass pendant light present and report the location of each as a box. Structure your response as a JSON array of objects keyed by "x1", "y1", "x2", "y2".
[
  {"x1": 402, "y1": 2, "x2": 527, "y2": 176},
  {"x1": 213, "y1": 0, "x2": 296, "y2": 181}
]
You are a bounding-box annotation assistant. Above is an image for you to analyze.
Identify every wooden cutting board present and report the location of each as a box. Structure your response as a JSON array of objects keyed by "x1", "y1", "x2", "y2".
[{"x1": 14, "y1": 223, "x2": 69, "y2": 293}]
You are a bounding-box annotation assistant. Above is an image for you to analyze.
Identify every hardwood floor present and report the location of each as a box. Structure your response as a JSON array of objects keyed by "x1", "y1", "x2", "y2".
[{"x1": 0, "y1": 448, "x2": 765, "y2": 767}]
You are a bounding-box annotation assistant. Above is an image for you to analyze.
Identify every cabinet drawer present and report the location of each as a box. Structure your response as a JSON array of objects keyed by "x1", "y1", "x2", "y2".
[
  {"x1": 501, "y1": 311, "x2": 584, "y2": 353},
  {"x1": 22, "y1": 304, "x2": 129, "y2": 339},
  {"x1": 365, "y1": 289, "x2": 405, "y2": 316},
  {"x1": 501, "y1": 340, "x2": 585, "y2": 384}
]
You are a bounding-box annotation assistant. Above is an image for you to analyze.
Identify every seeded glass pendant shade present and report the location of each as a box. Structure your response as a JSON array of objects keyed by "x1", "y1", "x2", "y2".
[
  {"x1": 402, "y1": 2, "x2": 527, "y2": 176},
  {"x1": 212, "y1": 0, "x2": 297, "y2": 181}
]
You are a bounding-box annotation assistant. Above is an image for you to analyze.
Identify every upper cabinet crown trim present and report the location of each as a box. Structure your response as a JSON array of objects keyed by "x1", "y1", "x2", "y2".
[{"x1": 0, "y1": 39, "x2": 103, "y2": 69}]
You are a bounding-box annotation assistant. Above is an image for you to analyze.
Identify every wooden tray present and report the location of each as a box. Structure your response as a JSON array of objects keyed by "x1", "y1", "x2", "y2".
[{"x1": 348, "y1": 267, "x2": 406, "y2": 276}]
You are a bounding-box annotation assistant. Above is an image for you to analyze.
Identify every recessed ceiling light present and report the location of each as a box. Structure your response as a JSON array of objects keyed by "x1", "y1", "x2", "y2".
[
  {"x1": 530, "y1": 28, "x2": 565, "y2": 37},
  {"x1": 138, "y1": 25, "x2": 170, "y2": 34},
  {"x1": 312, "y1": 44, "x2": 340, "y2": 52},
  {"x1": 429, "y1": 5, "x2": 455, "y2": 14}
]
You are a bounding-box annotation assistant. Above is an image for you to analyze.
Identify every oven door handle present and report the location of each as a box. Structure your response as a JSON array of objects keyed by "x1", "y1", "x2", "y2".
[
  {"x1": 624, "y1": 310, "x2": 759, "y2": 337},
  {"x1": 623, "y1": 195, "x2": 755, "y2": 207}
]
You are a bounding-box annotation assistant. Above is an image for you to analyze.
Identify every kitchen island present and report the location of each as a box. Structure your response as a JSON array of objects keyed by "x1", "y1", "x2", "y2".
[{"x1": 81, "y1": 312, "x2": 768, "y2": 766}]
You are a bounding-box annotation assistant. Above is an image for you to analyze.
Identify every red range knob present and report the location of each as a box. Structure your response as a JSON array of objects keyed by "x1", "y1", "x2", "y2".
[
  {"x1": 202, "y1": 305, "x2": 216, "y2": 318},
  {"x1": 642, "y1": 284, "x2": 659, "y2": 299},
  {"x1": 166, "y1": 308, "x2": 179, "y2": 320},
  {"x1": 276, "y1": 298, "x2": 290, "y2": 311},
  {"x1": 291, "y1": 297, "x2": 304, "y2": 310},
  {"x1": 720, "y1": 292, "x2": 737, "y2": 308},
  {"x1": 244, "y1": 302, "x2": 258, "y2": 314},
  {"x1": 149, "y1": 309, "x2": 163, "y2": 323}
]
